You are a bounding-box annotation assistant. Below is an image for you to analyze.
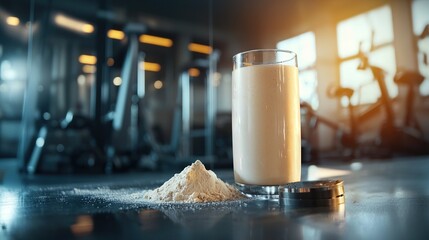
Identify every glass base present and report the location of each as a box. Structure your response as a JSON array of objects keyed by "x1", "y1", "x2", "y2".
[{"x1": 235, "y1": 182, "x2": 280, "y2": 198}]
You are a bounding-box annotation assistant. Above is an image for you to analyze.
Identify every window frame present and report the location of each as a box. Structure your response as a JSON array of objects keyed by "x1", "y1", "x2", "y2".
[{"x1": 336, "y1": 5, "x2": 397, "y2": 106}]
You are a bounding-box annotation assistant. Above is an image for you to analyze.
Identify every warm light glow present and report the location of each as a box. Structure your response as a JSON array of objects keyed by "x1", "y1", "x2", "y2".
[
  {"x1": 107, "y1": 29, "x2": 125, "y2": 40},
  {"x1": 54, "y1": 14, "x2": 94, "y2": 34},
  {"x1": 307, "y1": 165, "x2": 351, "y2": 181},
  {"x1": 82, "y1": 65, "x2": 96, "y2": 74},
  {"x1": 277, "y1": 31, "x2": 319, "y2": 110},
  {"x1": 139, "y1": 62, "x2": 161, "y2": 72},
  {"x1": 81, "y1": 24, "x2": 94, "y2": 33},
  {"x1": 188, "y1": 68, "x2": 200, "y2": 77},
  {"x1": 113, "y1": 76, "x2": 122, "y2": 86},
  {"x1": 139, "y1": 34, "x2": 173, "y2": 47},
  {"x1": 107, "y1": 58, "x2": 114, "y2": 66},
  {"x1": 70, "y1": 215, "x2": 93, "y2": 236},
  {"x1": 188, "y1": 43, "x2": 212, "y2": 54},
  {"x1": 337, "y1": 5, "x2": 397, "y2": 106},
  {"x1": 154, "y1": 80, "x2": 163, "y2": 89},
  {"x1": 79, "y1": 54, "x2": 97, "y2": 65},
  {"x1": 6, "y1": 16, "x2": 20, "y2": 26}
]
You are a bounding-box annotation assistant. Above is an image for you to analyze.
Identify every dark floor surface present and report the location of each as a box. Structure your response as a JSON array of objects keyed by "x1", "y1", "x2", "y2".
[{"x1": 1, "y1": 155, "x2": 429, "y2": 240}]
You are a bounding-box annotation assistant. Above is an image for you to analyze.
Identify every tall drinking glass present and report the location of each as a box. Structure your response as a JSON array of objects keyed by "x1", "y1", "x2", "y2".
[{"x1": 232, "y1": 49, "x2": 301, "y2": 196}]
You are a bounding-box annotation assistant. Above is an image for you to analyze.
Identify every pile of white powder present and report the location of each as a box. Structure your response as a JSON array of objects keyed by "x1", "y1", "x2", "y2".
[{"x1": 143, "y1": 160, "x2": 243, "y2": 203}]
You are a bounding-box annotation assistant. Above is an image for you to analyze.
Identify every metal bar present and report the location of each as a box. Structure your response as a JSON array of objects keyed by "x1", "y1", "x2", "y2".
[
  {"x1": 137, "y1": 53, "x2": 146, "y2": 98},
  {"x1": 18, "y1": 0, "x2": 36, "y2": 169},
  {"x1": 206, "y1": 51, "x2": 219, "y2": 161},
  {"x1": 113, "y1": 35, "x2": 138, "y2": 130},
  {"x1": 94, "y1": 0, "x2": 108, "y2": 150},
  {"x1": 27, "y1": 126, "x2": 48, "y2": 174},
  {"x1": 181, "y1": 72, "x2": 190, "y2": 158}
]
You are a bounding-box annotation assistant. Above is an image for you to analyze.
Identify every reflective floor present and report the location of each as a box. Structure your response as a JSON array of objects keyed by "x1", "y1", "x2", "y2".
[{"x1": 1, "y1": 156, "x2": 429, "y2": 240}]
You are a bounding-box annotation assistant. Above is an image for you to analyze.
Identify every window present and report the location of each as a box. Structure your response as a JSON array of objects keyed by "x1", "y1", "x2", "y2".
[
  {"x1": 412, "y1": 0, "x2": 429, "y2": 96},
  {"x1": 277, "y1": 32, "x2": 318, "y2": 109},
  {"x1": 337, "y1": 5, "x2": 397, "y2": 105}
]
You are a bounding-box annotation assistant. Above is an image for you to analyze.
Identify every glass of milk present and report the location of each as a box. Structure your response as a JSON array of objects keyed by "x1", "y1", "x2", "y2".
[{"x1": 232, "y1": 49, "x2": 301, "y2": 196}]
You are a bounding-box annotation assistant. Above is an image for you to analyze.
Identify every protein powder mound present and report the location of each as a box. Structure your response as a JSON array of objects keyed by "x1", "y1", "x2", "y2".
[{"x1": 143, "y1": 160, "x2": 243, "y2": 203}]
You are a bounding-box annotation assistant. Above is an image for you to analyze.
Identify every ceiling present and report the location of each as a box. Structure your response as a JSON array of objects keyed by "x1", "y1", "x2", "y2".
[
  {"x1": 1, "y1": 0, "x2": 389, "y2": 64},
  {"x1": 2, "y1": 0, "x2": 389, "y2": 45}
]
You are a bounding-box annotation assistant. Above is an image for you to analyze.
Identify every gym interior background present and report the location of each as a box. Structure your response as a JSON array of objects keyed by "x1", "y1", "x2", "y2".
[{"x1": 0, "y1": 0, "x2": 428, "y2": 173}]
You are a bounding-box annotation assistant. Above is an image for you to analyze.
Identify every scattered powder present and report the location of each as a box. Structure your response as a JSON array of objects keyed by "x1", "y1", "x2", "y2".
[{"x1": 143, "y1": 160, "x2": 243, "y2": 203}]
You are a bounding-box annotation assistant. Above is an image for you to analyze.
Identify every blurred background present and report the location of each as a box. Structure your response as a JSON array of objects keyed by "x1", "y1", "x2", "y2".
[{"x1": 0, "y1": 0, "x2": 428, "y2": 174}]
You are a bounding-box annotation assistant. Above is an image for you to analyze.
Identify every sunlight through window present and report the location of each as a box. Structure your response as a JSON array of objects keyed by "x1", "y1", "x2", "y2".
[
  {"x1": 337, "y1": 5, "x2": 397, "y2": 105},
  {"x1": 277, "y1": 32, "x2": 319, "y2": 109}
]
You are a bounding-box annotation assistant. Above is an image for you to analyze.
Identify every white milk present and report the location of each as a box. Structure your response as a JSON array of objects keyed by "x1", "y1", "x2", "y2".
[{"x1": 232, "y1": 64, "x2": 301, "y2": 185}]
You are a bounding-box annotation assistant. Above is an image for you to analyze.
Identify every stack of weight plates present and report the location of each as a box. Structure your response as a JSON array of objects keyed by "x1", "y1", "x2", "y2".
[{"x1": 279, "y1": 179, "x2": 345, "y2": 208}]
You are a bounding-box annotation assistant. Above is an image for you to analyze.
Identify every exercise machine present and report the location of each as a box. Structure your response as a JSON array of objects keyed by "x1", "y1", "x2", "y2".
[{"x1": 301, "y1": 29, "x2": 429, "y2": 161}]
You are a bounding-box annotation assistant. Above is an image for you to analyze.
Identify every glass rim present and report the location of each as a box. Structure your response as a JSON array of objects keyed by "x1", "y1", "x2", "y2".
[{"x1": 233, "y1": 49, "x2": 297, "y2": 64}]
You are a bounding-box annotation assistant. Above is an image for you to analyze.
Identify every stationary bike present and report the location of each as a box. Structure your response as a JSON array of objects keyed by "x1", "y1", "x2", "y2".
[
  {"x1": 301, "y1": 37, "x2": 429, "y2": 161},
  {"x1": 354, "y1": 38, "x2": 429, "y2": 156}
]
